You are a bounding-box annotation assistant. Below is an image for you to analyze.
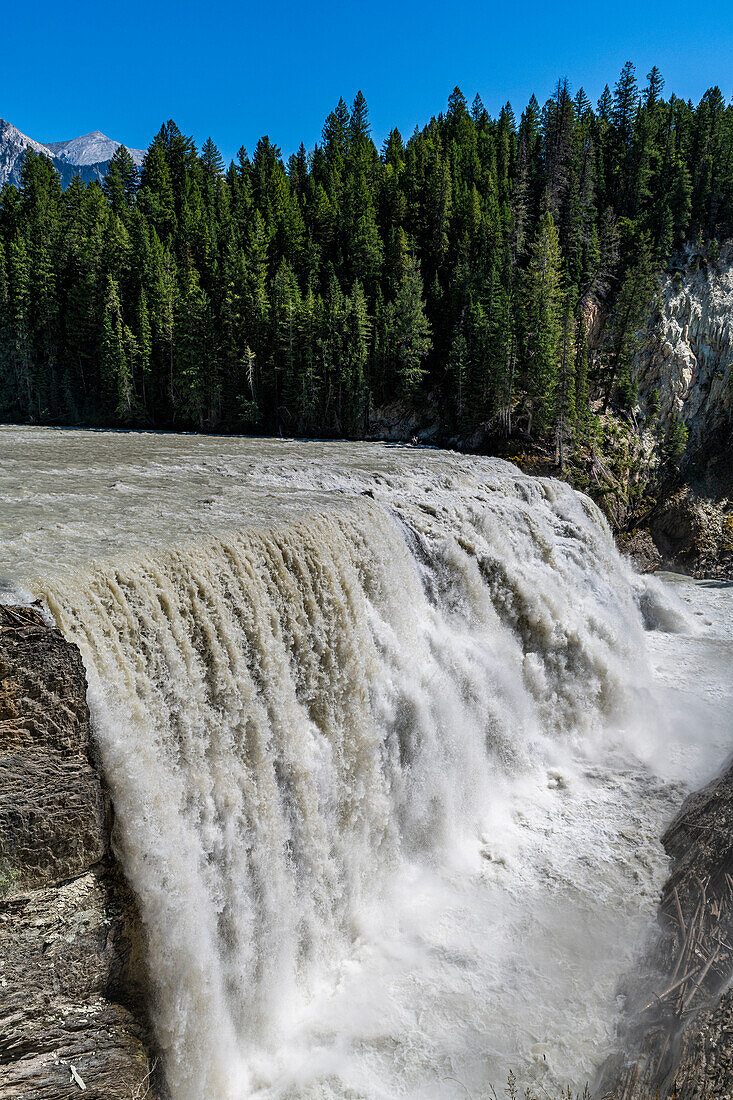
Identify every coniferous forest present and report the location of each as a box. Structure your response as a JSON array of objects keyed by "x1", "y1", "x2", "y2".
[{"x1": 1, "y1": 63, "x2": 732, "y2": 444}]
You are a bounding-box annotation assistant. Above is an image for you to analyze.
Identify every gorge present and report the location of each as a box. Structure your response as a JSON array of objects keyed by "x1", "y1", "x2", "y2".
[{"x1": 1, "y1": 428, "x2": 732, "y2": 1098}]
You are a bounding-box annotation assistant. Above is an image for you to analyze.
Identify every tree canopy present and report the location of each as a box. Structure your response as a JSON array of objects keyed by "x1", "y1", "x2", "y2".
[{"x1": 1, "y1": 67, "x2": 731, "y2": 440}]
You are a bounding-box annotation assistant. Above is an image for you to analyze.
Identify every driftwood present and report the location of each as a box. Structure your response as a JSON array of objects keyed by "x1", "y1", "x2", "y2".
[
  {"x1": 598, "y1": 760, "x2": 733, "y2": 1098},
  {"x1": 0, "y1": 603, "x2": 48, "y2": 637},
  {"x1": 635, "y1": 872, "x2": 732, "y2": 1032}
]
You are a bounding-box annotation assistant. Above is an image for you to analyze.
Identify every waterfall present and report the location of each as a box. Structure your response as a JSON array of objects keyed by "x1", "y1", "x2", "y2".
[{"x1": 6, "y1": 429, "x2": 722, "y2": 1099}]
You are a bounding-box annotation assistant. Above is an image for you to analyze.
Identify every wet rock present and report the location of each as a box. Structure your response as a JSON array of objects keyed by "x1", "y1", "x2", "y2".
[
  {"x1": 617, "y1": 529, "x2": 662, "y2": 574},
  {"x1": 650, "y1": 487, "x2": 733, "y2": 578},
  {"x1": 0, "y1": 605, "x2": 159, "y2": 1098}
]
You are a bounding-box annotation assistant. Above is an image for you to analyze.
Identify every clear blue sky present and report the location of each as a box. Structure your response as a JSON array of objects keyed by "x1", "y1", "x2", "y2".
[{"x1": 4, "y1": 0, "x2": 732, "y2": 164}]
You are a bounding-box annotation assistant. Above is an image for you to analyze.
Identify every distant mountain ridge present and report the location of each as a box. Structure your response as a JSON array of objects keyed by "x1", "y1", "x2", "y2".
[{"x1": 0, "y1": 118, "x2": 145, "y2": 189}]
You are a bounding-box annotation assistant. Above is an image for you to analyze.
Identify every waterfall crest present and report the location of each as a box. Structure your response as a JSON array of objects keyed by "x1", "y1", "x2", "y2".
[{"x1": 6, "y1": 432, "x2": 711, "y2": 1099}]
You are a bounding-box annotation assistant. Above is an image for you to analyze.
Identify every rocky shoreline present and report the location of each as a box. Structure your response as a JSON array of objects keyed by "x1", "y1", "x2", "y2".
[
  {"x1": 0, "y1": 605, "x2": 160, "y2": 1099},
  {"x1": 618, "y1": 486, "x2": 733, "y2": 580}
]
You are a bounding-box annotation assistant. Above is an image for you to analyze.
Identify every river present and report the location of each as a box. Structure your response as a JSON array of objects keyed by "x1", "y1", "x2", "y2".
[{"x1": 1, "y1": 425, "x2": 731, "y2": 1099}]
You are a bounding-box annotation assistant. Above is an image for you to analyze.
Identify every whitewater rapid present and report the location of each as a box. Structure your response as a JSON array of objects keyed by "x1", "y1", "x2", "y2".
[{"x1": 1, "y1": 427, "x2": 731, "y2": 1100}]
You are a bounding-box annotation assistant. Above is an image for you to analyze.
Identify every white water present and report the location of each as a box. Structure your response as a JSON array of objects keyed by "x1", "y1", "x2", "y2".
[{"x1": 2, "y1": 427, "x2": 731, "y2": 1100}]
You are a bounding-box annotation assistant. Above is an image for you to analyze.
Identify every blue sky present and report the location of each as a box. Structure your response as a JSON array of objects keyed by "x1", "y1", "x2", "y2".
[{"x1": 4, "y1": 0, "x2": 732, "y2": 163}]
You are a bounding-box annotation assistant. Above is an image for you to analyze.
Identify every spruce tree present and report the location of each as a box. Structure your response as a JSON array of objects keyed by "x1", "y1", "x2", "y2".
[
  {"x1": 387, "y1": 250, "x2": 431, "y2": 391},
  {"x1": 523, "y1": 212, "x2": 563, "y2": 431}
]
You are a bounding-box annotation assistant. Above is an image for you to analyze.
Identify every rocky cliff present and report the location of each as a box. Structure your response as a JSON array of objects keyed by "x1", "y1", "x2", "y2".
[
  {"x1": 0, "y1": 604, "x2": 159, "y2": 1098},
  {"x1": 628, "y1": 243, "x2": 733, "y2": 577},
  {"x1": 636, "y1": 241, "x2": 733, "y2": 489}
]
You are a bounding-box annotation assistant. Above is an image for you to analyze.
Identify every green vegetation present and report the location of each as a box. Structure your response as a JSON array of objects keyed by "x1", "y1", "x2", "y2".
[
  {"x1": 0, "y1": 860, "x2": 20, "y2": 896},
  {"x1": 0, "y1": 64, "x2": 731, "y2": 444}
]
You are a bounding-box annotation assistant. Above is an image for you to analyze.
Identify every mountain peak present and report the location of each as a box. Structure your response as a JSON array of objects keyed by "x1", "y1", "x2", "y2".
[
  {"x1": 43, "y1": 129, "x2": 145, "y2": 167},
  {"x1": 0, "y1": 117, "x2": 145, "y2": 187}
]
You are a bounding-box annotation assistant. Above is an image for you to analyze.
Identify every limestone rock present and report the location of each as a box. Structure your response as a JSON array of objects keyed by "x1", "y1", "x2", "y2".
[{"x1": 635, "y1": 243, "x2": 733, "y2": 494}]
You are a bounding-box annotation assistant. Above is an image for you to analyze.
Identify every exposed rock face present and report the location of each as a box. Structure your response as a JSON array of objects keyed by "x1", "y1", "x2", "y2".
[
  {"x1": 635, "y1": 242, "x2": 733, "y2": 484},
  {"x1": 0, "y1": 117, "x2": 145, "y2": 189},
  {"x1": 599, "y1": 757, "x2": 733, "y2": 1098},
  {"x1": 0, "y1": 605, "x2": 159, "y2": 1098},
  {"x1": 43, "y1": 132, "x2": 145, "y2": 169},
  {"x1": 0, "y1": 120, "x2": 54, "y2": 189},
  {"x1": 611, "y1": 241, "x2": 733, "y2": 577},
  {"x1": 616, "y1": 528, "x2": 663, "y2": 574},
  {"x1": 650, "y1": 487, "x2": 733, "y2": 578},
  {"x1": 368, "y1": 395, "x2": 443, "y2": 444}
]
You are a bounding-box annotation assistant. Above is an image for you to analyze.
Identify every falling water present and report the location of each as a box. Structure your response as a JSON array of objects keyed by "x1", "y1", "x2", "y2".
[{"x1": 2, "y1": 427, "x2": 731, "y2": 1099}]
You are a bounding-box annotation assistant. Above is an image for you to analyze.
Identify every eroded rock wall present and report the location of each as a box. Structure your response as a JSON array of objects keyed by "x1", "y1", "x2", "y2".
[
  {"x1": 0, "y1": 604, "x2": 159, "y2": 1099},
  {"x1": 636, "y1": 242, "x2": 733, "y2": 492}
]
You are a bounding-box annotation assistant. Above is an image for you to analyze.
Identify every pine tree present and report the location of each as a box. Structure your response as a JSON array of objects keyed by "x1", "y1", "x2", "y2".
[
  {"x1": 664, "y1": 410, "x2": 688, "y2": 468},
  {"x1": 574, "y1": 311, "x2": 590, "y2": 422},
  {"x1": 613, "y1": 62, "x2": 639, "y2": 146},
  {"x1": 104, "y1": 146, "x2": 139, "y2": 211},
  {"x1": 176, "y1": 263, "x2": 218, "y2": 429},
  {"x1": 604, "y1": 236, "x2": 657, "y2": 408},
  {"x1": 135, "y1": 289, "x2": 152, "y2": 412},
  {"x1": 342, "y1": 281, "x2": 371, "y2": 433},
  {"x1": 349, "y1": 91, "x2": 371, "y2": 150},
  {"x1": 201, "y1": 137, "x2": 225, "y2": 178},
  {"x1": 101, "y1": 276, "x2": 136, "y2": 422},
  {"x1": 7, "y1": 234, "x2": 33, "y2": 417},
  {"x1": 322, "y1": 98, "x2": 350, "y2": 171},
  {"x1": 271, "y1": 258, "x2": 301, "y2": 427},
  {"x1": 523, "y1": 212, "x2": 563, "y2": 431},
  {"x1": 448, "y1": 326, "x2": 469, "y2": 425},
  {"x1": 644, "y1": 67, "x2": 665, "y2": 109},
  {"x1": 139, "y1": 138, "x2": 176, "y2": 239},
  {"x1": 555, "y1": 296, "x2": 576, "y2": 468},
  {"x1": 386, "y1": 250, "x2": 431, "y2": 391}
]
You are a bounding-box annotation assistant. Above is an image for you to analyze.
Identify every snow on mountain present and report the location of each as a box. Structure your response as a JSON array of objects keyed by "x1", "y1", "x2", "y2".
[{"x1": 0, "y1": 118, "x2": 146, "y2": 188}]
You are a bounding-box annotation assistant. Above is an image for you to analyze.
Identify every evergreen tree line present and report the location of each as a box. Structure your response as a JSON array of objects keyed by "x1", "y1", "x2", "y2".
[{"x1": 1, "y1": 63, "x2": 731, "y2": 441}]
